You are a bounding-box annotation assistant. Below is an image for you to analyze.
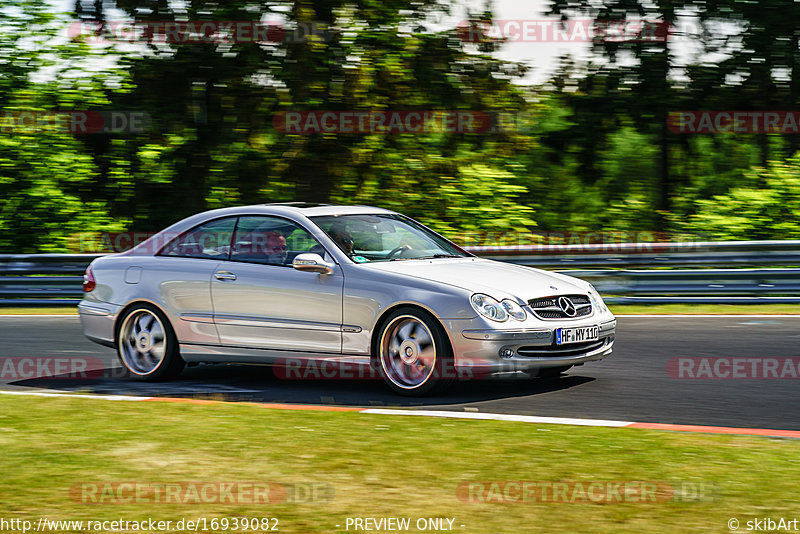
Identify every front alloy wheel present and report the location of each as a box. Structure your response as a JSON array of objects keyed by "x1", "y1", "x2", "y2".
[
  {"x1": 377, "y1": 308, "x2": 454, "y2": 396},
  {"x1": 117, "y1": 304, "x2": 184, "y2": 381}
]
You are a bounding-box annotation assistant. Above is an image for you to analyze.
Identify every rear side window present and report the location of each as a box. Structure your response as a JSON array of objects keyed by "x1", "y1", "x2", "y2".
[{"x1": 160, "y1": 218, "x2": 236, "y2": 259}]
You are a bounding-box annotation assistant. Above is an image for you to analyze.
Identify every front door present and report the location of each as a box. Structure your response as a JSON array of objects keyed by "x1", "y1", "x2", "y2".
[{"x1": 211, "y1": 215, "x2": 344, "y2": 353}]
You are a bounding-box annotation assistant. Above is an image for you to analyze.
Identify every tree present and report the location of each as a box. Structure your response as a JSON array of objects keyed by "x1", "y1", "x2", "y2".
[
  {"x1": 549, "y1": 0, "x2": 678, "y2": 229},
  {"x1": 0, "y1": 2, "x2": 124, "y2": 252},
  {"x1": 71, "y1": 0, "x2": 536, "y2": 237}
]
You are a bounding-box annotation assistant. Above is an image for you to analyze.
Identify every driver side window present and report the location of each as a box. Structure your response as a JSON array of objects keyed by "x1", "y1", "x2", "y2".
[{"x1": 231, "y1": 216, "x2": 326, "y2": 266}]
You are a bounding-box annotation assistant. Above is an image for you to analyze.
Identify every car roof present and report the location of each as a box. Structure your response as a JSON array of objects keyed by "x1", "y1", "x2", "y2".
[
  {"x1": 167, "y1": 203, "x2": 398, "y2": 232},
  {"x1": 251, "y1": 203, "x2": 397, "y2": 217},
  {"x1": 126, "y1": 203, "x2": 400, "y2": 256}
]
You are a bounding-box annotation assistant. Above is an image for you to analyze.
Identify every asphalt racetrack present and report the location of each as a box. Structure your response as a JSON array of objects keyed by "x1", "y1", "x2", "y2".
[{"x1": 1, "y1": 315, "x2": 799, "y2": 431}]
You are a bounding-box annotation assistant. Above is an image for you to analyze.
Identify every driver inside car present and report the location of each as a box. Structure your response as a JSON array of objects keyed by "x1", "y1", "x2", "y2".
[
  {"x1": 328, "y1": 224, "x2": 355, "y2": 256},
  {"x1": 261, "y1": 231, "x2": 288, "y2": 265}
]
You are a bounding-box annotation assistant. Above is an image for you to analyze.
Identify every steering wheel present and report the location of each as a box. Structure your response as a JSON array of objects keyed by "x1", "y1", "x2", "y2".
[{"x1": 386, "y1": 244, "x2": 412, "y2": 260}]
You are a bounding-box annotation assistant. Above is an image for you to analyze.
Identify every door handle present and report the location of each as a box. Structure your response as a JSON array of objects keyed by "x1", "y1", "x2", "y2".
[{"x1": 214, "y1": 271, "x2": 236, "y2": 281}]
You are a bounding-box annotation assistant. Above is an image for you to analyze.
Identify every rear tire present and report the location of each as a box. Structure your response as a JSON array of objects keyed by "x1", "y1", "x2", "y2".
[
  {"x1": 375, "y1": 307, "x2": 455, "y2": 396},
  {"x1": 116, "y1": 303, "x2": 184, "y2": 381}
]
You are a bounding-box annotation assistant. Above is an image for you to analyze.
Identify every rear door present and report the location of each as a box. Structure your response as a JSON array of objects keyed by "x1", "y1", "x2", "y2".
[{"x1": 154, "y1": 216, "x2": 237, "y2": 345}]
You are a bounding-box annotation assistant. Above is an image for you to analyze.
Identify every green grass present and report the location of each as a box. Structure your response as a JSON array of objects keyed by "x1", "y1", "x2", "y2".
[
  {"x1": 610, "y1": 303, "x2": 800, "y2": 315},
  {"x1": 1, "y1": 395, "x2": 799, "y2": 533},
  {"x1": 0, "y1": 307, "x2": 77, "y2": 315}
]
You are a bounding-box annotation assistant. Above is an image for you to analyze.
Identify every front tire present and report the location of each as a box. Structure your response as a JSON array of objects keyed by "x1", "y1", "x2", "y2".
[
  {"x1": 116, "y1": 303, "x2": 184, "y2": 381},
  {"x1": 376, "y1": 308, "x2": 455, "y2": 396}
]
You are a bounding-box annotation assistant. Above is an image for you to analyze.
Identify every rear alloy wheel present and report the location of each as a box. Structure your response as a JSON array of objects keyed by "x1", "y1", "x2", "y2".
[
  {"x1": 117, "y1": 304, "x2": 184, "y2": 381},
  {"x1": 377, "y1": 308, "x2": 454, "y2": 396}
]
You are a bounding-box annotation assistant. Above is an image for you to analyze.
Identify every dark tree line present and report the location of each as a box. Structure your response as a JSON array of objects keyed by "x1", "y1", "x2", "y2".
[{"x1": 1, "y1": 0, "x2": 800, "y2": 252}]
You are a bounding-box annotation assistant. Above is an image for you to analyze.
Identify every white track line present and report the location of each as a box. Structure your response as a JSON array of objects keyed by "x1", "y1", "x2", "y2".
[
  {"x1": 0, "y1": 390, "x2": 633, "y2": 426},
  {"x1": 3, "y1": 314, "x2": 800, "y2": 319},
  {"x1": 3, "y1": 389, "x2": 800, "y2": 438},
  {"x1": 0, "y1": 390, "x2": 150, "y2": 401},
  {"x1": 362, "y1": 409, "x2": 633, "y2": 427}
]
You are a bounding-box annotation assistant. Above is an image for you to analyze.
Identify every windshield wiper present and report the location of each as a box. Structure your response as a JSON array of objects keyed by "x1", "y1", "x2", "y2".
[
  {"x1": 410, "y1": 254, "x2": 463, "y2": 260},
  {"x1": 388, "y1": 253, "x2": 464, "y2": 261}
]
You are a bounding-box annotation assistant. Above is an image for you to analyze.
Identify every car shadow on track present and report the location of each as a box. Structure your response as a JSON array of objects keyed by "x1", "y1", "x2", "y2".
[{"x1": 10, "y1": 363, "x2": 596, "y2": 407}]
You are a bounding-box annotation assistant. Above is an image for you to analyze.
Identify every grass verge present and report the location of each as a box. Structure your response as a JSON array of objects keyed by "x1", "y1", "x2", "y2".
[
  {"x1": 610, "y1": 303, "x2": 800, "y2": 315},
  {"x1": 0, "y1": 395, "x2": 798, "y2": 533},
  {"x1": 0, "y1": 307, "x2": 78, "y2": 315}
]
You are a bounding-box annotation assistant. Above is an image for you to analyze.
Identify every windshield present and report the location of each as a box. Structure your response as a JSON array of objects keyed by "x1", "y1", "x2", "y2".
[{"x1": 310, "y1": 214, "x2": 470, "y2": 263}]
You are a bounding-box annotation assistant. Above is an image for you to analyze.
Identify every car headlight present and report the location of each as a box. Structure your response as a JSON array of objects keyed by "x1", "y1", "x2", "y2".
[
  {"x1": 471, "y1": 293, "x2": 508, "y2": 322},
  {"x1": 588, "y1": 285, "x2": 608, "y2": 313},
  {"x1": 500, "y1": 299, "x2": 527, "y2": 321}
]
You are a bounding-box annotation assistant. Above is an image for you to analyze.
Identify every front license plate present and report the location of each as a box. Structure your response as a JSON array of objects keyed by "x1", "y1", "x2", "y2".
[{"x1": 556, "y1": 325, "x2": 599, "y2": 345}]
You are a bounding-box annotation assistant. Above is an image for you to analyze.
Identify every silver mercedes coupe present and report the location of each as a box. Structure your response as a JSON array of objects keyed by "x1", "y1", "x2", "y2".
[{"x1": 79, "y1": 203, "x2": 616, "y2": 395}]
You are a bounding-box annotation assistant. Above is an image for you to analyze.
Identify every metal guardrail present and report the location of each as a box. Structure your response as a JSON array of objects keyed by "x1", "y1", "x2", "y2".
[
  {"x1": 0, "y1": 254, "x2": 104, "y2": 275},
  {"x1": 473, "y1": 240, "x2": 800, "y2": 268},
  {"x1": 2, "y1": 242, "x2": 800, "y2": 306},
  {"x1": 569, "y1": 268, "x2": 800, "y2": 304},
  {"x1": 0, "y1": 254, "x2": 103, "y2": 306}
]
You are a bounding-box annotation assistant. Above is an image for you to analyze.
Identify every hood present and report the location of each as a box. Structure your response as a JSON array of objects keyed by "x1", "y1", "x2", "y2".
[{"x1": 366, "y1": 257, "x2": 589, "y2": 301}]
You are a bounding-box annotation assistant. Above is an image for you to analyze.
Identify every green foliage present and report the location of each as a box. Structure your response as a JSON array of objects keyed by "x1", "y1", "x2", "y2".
[
  {"x1": 684, "y1": 156, "x2": 800, "y2": 240},
  {"x1": 0, "y1": 6, "x2": 126, "y2": 252},
  {"x1": 0, "y1": 129, "x2": 125, "y2": 252},
  {"x1": 432, "y1": 164, "x2": 535, "y2": 234},
  {"x1": 2, "y1": 0, "x2": 800, "y2": 251}
]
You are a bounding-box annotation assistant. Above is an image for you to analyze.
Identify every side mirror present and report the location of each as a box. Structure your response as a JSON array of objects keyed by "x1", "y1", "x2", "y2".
[{"x1": 292, "y1": 253, "x2": 334, "y2": 275}]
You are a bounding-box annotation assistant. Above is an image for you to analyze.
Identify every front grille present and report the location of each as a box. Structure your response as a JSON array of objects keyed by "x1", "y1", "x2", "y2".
[
  {"x1": 517, "y1": 338, "x2": 609, "y2": 357},
  {"x1": 527, "y1": 295, "x2": 592, "y2": 320}
]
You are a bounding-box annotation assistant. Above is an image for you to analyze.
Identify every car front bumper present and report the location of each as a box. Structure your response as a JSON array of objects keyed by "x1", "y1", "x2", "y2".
[{"x1": 444, "y1": 316, "x2": 616, "y2": 375}]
